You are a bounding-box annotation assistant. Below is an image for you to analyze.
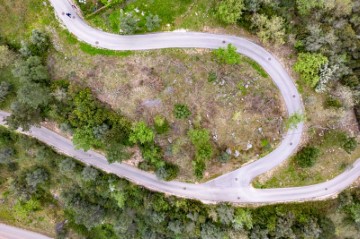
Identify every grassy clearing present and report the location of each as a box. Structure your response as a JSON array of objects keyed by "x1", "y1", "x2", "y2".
[
  {"x1": 254, "y1": 81, "x2": 360, "y2": 188},
  {"x1": 48, "y1": 46, "x2": 285, "y2": 181},
  {"x1": 242, "y1": 57, "x2": 269, "y2": 78},
  {"x1": 80, "y1": 0, "x2": 220, "y2": 33}
]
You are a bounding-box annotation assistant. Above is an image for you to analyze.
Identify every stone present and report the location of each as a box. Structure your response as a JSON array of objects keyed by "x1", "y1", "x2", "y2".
[
  {"x1": 246, "y1": 142, "x2": 253, "y2": 150},
  {"x1": 226, "y1": 148, "x2": 232, "y2": 155},
  {"x1": 234, "y1": 150, "x2": 240, "y2": 158}
]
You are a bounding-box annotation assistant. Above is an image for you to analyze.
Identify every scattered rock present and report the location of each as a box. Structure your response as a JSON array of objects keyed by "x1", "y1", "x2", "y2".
[
  {"x1": 142, "y1": 99, "x2": 162, "y2": 108},
  {"x1": 213, "y1": 133, "x2": 218, "y2": 141},
  {"x1": 164, "y1": 86, "x2": 174, "y2": 94},
  {"x1": 246, "y1": 142, "x2": 253, "y2": 150},
  {"x1": 234, "y1": 150, "x2": 240, "y2": 158},
  {"x1": 226, "y1": 148, "x2": 232, "y2": 155},
  {"x1": 168, "y1": 138, "x2": 173, "y2": 144}
]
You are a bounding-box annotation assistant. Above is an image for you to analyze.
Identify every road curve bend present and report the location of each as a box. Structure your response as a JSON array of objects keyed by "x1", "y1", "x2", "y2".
[{"x1": 2, "y1": 0, "x2": 359, "y2": 204}]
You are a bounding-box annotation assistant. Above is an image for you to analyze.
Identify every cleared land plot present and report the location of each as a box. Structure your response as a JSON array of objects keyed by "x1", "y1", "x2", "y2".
[{"x1": 48, "y1": 45, "x2": 285, "y2": 181}]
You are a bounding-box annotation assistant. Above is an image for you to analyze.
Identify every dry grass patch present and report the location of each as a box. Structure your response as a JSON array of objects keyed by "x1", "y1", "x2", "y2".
[{"x1": 48, "y1": 45, "x2": 285, "y2": 181}]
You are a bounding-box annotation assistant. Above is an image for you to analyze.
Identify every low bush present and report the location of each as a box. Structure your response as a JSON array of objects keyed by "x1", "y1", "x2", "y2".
[
  {"x1": 295, "y1": 146, "x2": 320, "y2": 167},
  {"x1": 173, "y1": 104, "x2": 191, "y2": 119},
  {"x1": 212, "y1": 44, "x2": 241, "y2": 65},
  {"x1": 324, "y1": 96, "x2": 342, "y2": 109},
  {"x1": 154, "y1": 115, "x2": 170, "y2": 134}
]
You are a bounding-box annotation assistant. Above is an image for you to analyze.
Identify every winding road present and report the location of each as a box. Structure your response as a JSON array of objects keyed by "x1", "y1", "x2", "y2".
[
  {"x1": 2, "y1": 2, "x2": 359, "y2": 238},
  {"x1": 3, "y1": 0, "x2": 360, "y2": 204}
]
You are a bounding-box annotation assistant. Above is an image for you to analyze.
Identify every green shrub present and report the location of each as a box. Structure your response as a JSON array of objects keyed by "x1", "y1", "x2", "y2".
[
  {"x1": 295, "y1": 146, "x2": 320, "y2": 167},
  {"x1": 193, "y1": 159, "x2": 206, "y2": 180},
  {"x1": 129, "y1": 121, "x2": 154, "y2": 145},
  {"x1": 341, "y1": 75, "x2": 359, "y2": 89},
  {"x1": 293, "y1": 53, "x2": 328, "y2": 88},
  {"x1": 285, "y1": 113, "x2": 305, "y2": 129},
  {"x1": 218, "y1": 151, "x2": 231, "y2": 163},
  {"x1": 324, "y1": 97, "x2": 342, "y2": 109},
  {"x1": 208, "y1": 72, "x2": 217, "y2": 83},
  {"x1": 212, "y1": 44, "x2": 241, "y2": 65},
  {"x1": 174, "y1": 104, "x2": 191, "y2": 119},
  {"x1": 343, "y1": 137, "x2": 357, "y2": 154},
  {"x1": 188, "y1": 129, "x2": 213, "y2": 161},
  {"x1": 155, "y1": 163, "x2": 179, "y2": 181},
  {"x1": 154, "y1": 115, "x2": 170, "y2": 134},
  {"x1": 322, "y1": 130, "x2": 358, "y2": 154}
]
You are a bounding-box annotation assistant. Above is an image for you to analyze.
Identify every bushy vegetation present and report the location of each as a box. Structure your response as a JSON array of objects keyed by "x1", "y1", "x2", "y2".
[
  {"x1": 285, "y1": 113, "x2": 305, "y2": 129},
  {"x1": 173, "y1": 103, "x2": 191, "y2": 119},
  {"x1": 293, "y1": 53, "x2": 328, "y2": 88},
  {"x1": 322, "y1": 130, "x2": 358, "y2": 154},
  {"x1": 154, "y1": 115, "x2": 170, "y2": 134},
  {"x1": 212, "y1": 44, "x2": 241, "y2": 65},
  {"x1": 1, "y1": 126, "x2": 356, "y2": 238},
  {"x1": 294, "y1": 146, "x2": 320, "y2": 167},
  {"x1": 0, "y1": 31, "x2": 175, "y2": 179},
  {"x1": 188, "y1": 128, "x2": 214, "y2": 179}
]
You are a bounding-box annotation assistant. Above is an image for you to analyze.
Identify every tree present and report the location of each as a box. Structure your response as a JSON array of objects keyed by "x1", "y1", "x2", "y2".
[
  {"x1": 324, "y1": 0, "x2": 352, "y2": 17},
  {"x1": 73, "y1": 126, "x2": 102, "y2": 151},
  {"x1": 0, "y1": 45, "x2": 15, "y2": 68},
  {"x1": 0, "y1": 81, "x2": 11, "y2": 102},
  {"x1": 119, "y1": 10, "x2": 139, "y2": 34},
  {"x1": 233, "y1": 208, "x2": 253, "y2": 230},
  {"x1": 59, "y1": 158, "x2": 76, "y2": 174},
  {"x1": 93, "y1": 123, "x2": 109, "y2": 140},
  {"x1": 6, "y1": 101, "x2": 42, "y2": 131},
  {"x1": 155, "y1": 163, "x2": 179, "y2": 181},
  {"x1": 12, "y1": 56, "x2": 49, "y2": 84},
  {"x1": 251, "y1": 14, "x2": 286, "y2": 45},
  {"x1": 25, "y1": 167, "x2": 49, "y2": 189},
  {"x1": 0, "y1": 147, "x2": 15, "y2": 165},
  {"x1": 61, "y1": 191, "x2": 105, "y2": 230},
  {"x1": 129, "y1": 121, "x2": 154, "y2": 145},
  {"x1": 105, "y1": 142, "x2": 131, "y2": 163},
  {"x1": 17, "y1": 83, "x2": 51, "y2": 109},
  {"x1": 145, "y1": 14, "x2": 161, "y2": 31},
  {"x1": 200, "y1": 222, "x2": 224, "y2": 239},
  {"x1": 212, "y1": 44, "x2": 241, "y2": 65},
  {"x1": 167, "y1": 220, "x2": 183, "y2": 235},
  {"x1": 293, "y1": 53, "x2": 328, "y2": 88},
  {"x1": 296, "y1": 0, "x2": 324, "y2": 16},
  {"x1": 295, "y1": 146, "x2": 320, "y2": 167},
  {"x1": 19, "y1": 30, "x2": 50, "y2": 57},
  {"x1": 315, "y1": 63, "x2": 339, "y2": 93},
  {"x1": 70, "y1": 88, "x2": 106, "y2": 127},
  {"x1": 81, "y1": 166, "x2": 99, "y2": 182},
  {"x1": 216, "y1": 0, "x2": 245, "y2": 24},
  {"x1": 217, "y1": 204, "x2": 234, "y2": 225}
]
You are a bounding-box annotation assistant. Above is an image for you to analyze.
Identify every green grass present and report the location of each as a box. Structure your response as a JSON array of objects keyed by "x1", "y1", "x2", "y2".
[
  {"x1": 79, "y1": 42, "x2": 133, "y2": 57},
  {"x1": 243, "y1": 57, "x2": 269, "y2": 78},
  {"x1": 124, "y1": 0, "x2": 193, "y2": 25}
]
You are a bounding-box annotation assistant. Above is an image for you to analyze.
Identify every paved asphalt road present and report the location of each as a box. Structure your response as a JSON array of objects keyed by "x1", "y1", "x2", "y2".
[
  {"x1": 0, "y1": 224, "x2": 51, "y2": 239},
  {"x1": 1, "y1": 0, "x2": 359, "y2": 237}
]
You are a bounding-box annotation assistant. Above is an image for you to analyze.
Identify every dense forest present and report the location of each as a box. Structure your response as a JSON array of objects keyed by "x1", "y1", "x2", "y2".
[{"x1": 0, "y1": 126, "x2": 359, "y2": 238}]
